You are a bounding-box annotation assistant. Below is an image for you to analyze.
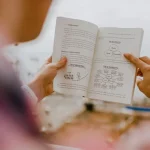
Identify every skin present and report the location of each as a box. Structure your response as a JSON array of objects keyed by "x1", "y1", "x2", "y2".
[
  {"x1": 28, "y1": 56, "x2": 67, "y2": 101},
  {"x1": 0, "y1": 0, "x2": 52, "y2": 42},
  {"x1": 124, "y1": 53, "x2": 150, "y2": 98}
]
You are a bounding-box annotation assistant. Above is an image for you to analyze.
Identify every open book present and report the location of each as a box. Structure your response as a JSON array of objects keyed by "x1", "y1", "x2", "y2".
[{"x1": 52, "y1": 17, "x2": 144, "y2": 104}]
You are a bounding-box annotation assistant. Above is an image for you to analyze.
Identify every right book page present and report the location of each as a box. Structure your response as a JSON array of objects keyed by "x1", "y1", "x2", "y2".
[{"x1": 88, "y1": 27, "x2": 144, "y2": 104}]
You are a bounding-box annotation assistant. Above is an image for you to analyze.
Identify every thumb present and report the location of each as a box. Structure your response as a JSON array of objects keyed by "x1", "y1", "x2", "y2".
[
  {"x1": 46, "y1": 56, "x2": 52, "y2": 64},
  {"x1": 55, "y1": 56, "x2": 67, "y2": 69}
]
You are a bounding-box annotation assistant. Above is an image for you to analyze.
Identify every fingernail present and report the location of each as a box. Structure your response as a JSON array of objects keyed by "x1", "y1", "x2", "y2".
[
  {"x1": 124, "y1": 53, "x2": 129, "y2": 57},
  {"x1": 61, "y1": 56, "x2": 67, "y2": 62}
]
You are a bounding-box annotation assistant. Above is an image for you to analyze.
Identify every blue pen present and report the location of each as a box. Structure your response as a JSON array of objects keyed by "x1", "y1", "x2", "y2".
[{"x1": 126, "y1": 106, "x2": 150, "y2": 112}]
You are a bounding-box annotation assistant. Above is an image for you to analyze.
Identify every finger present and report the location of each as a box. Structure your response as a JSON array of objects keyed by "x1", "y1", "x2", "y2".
[
  {"x1": 137, "y1": 68, "x2": 143, "y2": 77},
  {"x1": 124, "y1": 53, "x2": 148, "y2": 72},
  {"x1": 140, "y1": 56, "x2": 150, "y2": 65},
  {"x1": 55, "y1": 56, "x2": 67, "y2": 69},
  {"x1": 46, "y1": 83, "x2": 54, "y2": 95},
  {"x1": 46, "y1": 56, "x2": 52, "y2": 64},
  {"x1": 137, "y1": 78, "x2": 144, "y2": 92},
  {"x1": 46, "y1": 66, "x2": 57, "y2": 77},
  {"x1": 136, "y1": 77, "x2": 142, "y2": 84}
]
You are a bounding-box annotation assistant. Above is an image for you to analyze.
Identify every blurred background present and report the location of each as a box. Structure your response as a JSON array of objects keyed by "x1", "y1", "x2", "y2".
[{"x1": 6, "y1": 0, "x2": 150, "y2": 81}]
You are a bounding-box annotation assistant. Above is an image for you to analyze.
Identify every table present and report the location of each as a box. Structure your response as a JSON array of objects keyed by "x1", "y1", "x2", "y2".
[{"x1": 41, "y1": 108, "x2": 150, "y2": 149}]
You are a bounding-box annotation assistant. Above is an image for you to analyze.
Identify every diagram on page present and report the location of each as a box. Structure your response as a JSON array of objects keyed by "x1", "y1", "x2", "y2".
[
  {"x1": 93, "y1": 67, "x2": 124, "y2": 90},
  {"x1": 61, "y1": 49, "x2": 91, "y2": 82},
  {"x1": 104, "y1": 44, "x2": 122, "y2": 59},
  {"x1": 64, "y1": 64, "x2": 88, "y2": 81}
]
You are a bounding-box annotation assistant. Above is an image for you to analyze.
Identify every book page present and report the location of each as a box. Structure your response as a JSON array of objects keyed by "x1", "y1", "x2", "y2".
[
  {"x1": 53, "y1": 17, "x2": 98, "y2": 96},
  {"x1": 88, "y1": 28, "x2": 143, "y2": 104}
]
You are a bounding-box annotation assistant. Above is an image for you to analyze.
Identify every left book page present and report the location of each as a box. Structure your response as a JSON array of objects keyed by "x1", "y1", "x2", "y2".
[{"x1": 52, "y1": 17, "x2": 98, "y2": 96}]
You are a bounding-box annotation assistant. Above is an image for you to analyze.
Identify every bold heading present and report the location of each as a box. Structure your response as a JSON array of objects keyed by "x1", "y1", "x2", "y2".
[
  {"x1": 109, "y1": 40, "x2": 121, "y2": 44},
  {"x1": 68, "y1": 24, "x2": 79, "y2": 27},
  {"x1": 103, "y1": 65, "x2": 118, "y2": 70}
]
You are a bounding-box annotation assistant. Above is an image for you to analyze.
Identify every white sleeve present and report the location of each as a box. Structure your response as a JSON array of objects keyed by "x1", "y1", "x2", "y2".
[{"x1": 21, "y1": 85, "x2": 38, "y2": 106}]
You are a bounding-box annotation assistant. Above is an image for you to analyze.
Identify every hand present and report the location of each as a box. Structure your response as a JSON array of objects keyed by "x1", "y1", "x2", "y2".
[
  {"x1": 124, "y1": 53, "x2": 150, "y2": 97},
  {"x1": 28, "y1": 56, "x2": 67, "y2": 101}
]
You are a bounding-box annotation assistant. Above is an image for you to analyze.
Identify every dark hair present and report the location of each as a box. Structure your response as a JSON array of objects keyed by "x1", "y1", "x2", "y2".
[{"x1": 0, "y1": 54, "x2": 40, "y2": 136}]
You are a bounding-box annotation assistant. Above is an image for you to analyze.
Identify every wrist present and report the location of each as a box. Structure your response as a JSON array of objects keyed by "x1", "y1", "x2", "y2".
[
  {"x1": 21, "y1": 85, "x2": 38, "y2": 105},
  {"x1": 28, "y1": 78, "x2": 43, "y2": 101}
]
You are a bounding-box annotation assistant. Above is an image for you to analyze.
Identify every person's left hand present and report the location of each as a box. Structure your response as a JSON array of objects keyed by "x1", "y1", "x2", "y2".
[{"x1": 28, "y1": 56, "x2": 67, "y2": 101}]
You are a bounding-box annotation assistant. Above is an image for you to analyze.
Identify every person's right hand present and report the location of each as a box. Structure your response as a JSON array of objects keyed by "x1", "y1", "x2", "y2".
[{"x1": 124, "y1": 53, "x2": 150, "y2": 98}]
